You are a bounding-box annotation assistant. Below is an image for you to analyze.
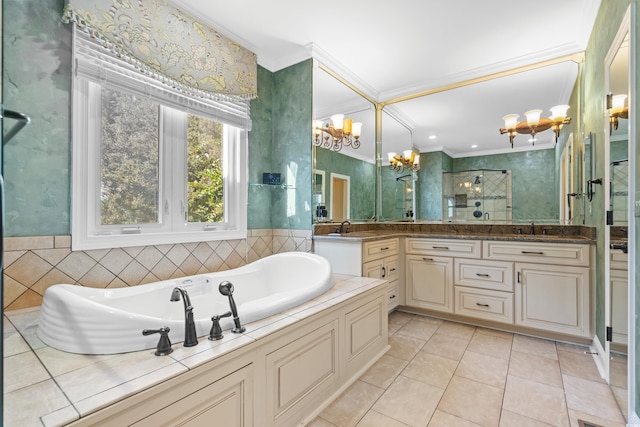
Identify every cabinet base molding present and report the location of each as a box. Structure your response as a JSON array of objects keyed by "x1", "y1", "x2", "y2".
[{"x1": 395, "y1": 306, "x2": 593, "y2": 346}]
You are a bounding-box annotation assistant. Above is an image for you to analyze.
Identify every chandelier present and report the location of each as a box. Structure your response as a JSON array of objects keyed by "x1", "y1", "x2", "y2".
[
  {"x1": 499, "y1": 105, "x2": 571, "y2": 147},
  {"x1": 314, "y1": 114, "x2": 362, "y2": 152},
  {"x1": 608, "y1": 93, "x2": 628, "y2": 134},
  {"x1": 388, "y1": 150, "x2": 420, "y2": 173}
]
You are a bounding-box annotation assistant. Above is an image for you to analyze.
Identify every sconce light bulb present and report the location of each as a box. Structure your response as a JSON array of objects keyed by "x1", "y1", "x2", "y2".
[
  {"x1": 549, "y1": 105, "x2": 569, "y2": 121},
  {"x1": 352, "y1": 122, "x2": 362, "y2": 138},
  {"x1": 330, "y1": 114, "x2": 344, "y2": 130},
  {"x1": 524, "y1": 109, "x2": 542, "y2": 127},
  {"x1": 502, "y1": 114, "x2": 519, "y2": 130}
]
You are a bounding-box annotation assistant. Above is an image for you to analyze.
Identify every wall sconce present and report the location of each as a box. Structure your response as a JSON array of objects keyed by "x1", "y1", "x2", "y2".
[
  {"x1": 388, "y1": 150, "x2": 420, "y2": 173},
  {"x1": 607, "y1": 93, "x2": 628, "y2": 134},
  {"x1": 314, "y1": 114, "x2": 362, "y2": 152},
  {"x1": 499, "y1": 105, "x2": 571, "y2": 147}
]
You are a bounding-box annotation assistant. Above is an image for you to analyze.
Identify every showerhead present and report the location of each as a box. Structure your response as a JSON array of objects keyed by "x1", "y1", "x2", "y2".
[{"x1": 219, "y1": 281, "x2": 235, "y2": 296}]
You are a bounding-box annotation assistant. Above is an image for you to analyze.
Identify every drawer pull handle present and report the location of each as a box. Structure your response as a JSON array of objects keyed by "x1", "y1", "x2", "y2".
[
  {"x1": 432, "y1": 246, "x2": 449, "y2": 250},
  {"x1": 422, "y1": 257, "x2": 434, "y2": 261},
  {"x1": 476, "y1": 273, "x2": 490, "y2": 277},
  {"x1": 476, "y1": 303, "x2": 490, "y2": 308},
  {"x1": 390, "y1": 295, "x2": 396, "y2": 299},
  {"x1": 380, "y1": 247, "x2": 390, "y2": 251},
  {"x1": 381, "y1": 267, "x2": 386, "y2": 278},
  {"x1": 521, "y1": 251, "x2": 544, "y2": 255},
  {"x1": 389, "y1": 268, "x2": 397, "y2": 272}
]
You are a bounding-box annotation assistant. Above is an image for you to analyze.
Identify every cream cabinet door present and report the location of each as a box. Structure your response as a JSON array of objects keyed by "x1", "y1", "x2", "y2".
[
  {"x1": 515, "y1": 263, "x2": 590, "y2": 337},
  {"x1": 133, "y1": 364, "x2": 253, "y2": 427},
  {"x1": 405, "y1": 255, "x2": 454, "y2": 313},
  {"x1": 611, "y1": 268, "x2": 628, "y2": 344}
]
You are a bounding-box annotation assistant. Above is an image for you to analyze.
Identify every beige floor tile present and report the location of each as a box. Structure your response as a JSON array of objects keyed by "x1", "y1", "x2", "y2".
[
  {"x1": 556, "y1": 341, "x2": 591, "y2": 355},
  {"x1": 395, "y1": 318, "x2": 438, "y2": 341},
  {"x1": 611, "y1": 386, "x2": 627, "y2": 419},
  {"x1": 438, "y1": 376, "x2": 503, "y2": 427},
  {"x1": 411, "y1": 315, "x2": 443, "y2": 327},
  {"x1": 355, "y1": 410, "x2": 410, "y2": 427},
  {"x1": 502, "y1": 376, "x2": 569, "y2": 427},
  {"x1": 422, "y1": 333, "x2": 469, "y2": 361},
  {"x1": 466, "y1": 332, "x2": 512, "y2": 360},
  {"x1": 387, "y1": 333, "x2": 425, "y2": 361},
  {"x1": 307, "y1": 417, "x2": 339, "y2": 426},
  {"x1": 499, "y1": 410, "x2": 555, "y2": 426},
  {"x1": 475, "y1": 327, "x2": 514, "y2": 341},
  {"x1": 4, "y1": 351, "x2": 51, "y2": 393},
  {"x1": 388, "y1": 311, "x2": 414, "y2": 334},
  {"x1": 455, "y1": 350, "x2": 508, "y2": 388},
  {"x1": 558, "y1": 349, "x2": 605, "y2": 383},
  {"x1": 436, "y1": 321, "x2": 476, "y2": 340},
  {"x1": 508, "y1": 350, "x2": 563, "y2": 388},
  {"x1": 373, "y1": 375, "x2": 444, "y2": 427},
  {"x1": 511, "y1": 334, "x2": 558, "y2": 360},
  {"x1": 609, "y1": 357, "x2": 627, "y2": 389},
  {"x1": 319, "y1": 380, "x2": 385, "y2": 427},
  {"x1": 359, "y1": 354, "x2": 408, "y2": 389},
  {"x1": 562, "y1": 375, "x2": 626, "y2": 425},
  {"x1": 401, "y1": 351, "x2": 458, "y2": 389},
  {"x1": 568, "y1": 409, "x2": 627, "y2": 427},
  {"x1": 428, "y1": 410, "x2": 482, "y2": 426}
]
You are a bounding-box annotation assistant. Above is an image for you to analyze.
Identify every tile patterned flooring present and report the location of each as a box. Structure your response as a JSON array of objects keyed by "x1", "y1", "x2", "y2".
[{"x1": 308, "y1": 311, "x2": 628, "y2": 427}]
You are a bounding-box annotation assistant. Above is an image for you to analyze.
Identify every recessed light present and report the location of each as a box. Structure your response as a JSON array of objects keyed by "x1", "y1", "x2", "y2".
[
  {"x1": 429, "y1": 135, "x2": 437, "y2": 140},
  {"x1": 471, "y1": 144, "x2": 478, "y2": 148}
]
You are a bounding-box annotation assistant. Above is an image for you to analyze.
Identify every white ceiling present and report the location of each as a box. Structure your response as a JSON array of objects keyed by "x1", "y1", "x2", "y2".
[{"x1": 172, "y1": 0, "x2": 601, "y2": 161}]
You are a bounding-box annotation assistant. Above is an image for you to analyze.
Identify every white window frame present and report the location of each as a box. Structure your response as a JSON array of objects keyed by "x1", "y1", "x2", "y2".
[{"x1": 71, "y1": 32, "x2": 248, "y2": 251}]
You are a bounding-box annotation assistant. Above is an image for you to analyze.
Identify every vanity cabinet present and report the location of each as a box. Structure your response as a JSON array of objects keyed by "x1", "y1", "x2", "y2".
[
  {"x1": 515, "y1": 262, "x2": 590, "y2": 337},
  {"x1": 314, "y1": 237, "x2": 400, "y2": 311},
  {"x1": 454, "y1": 259, "x2": 514, "y2": 324},
  {"x1": 611, "y1": 248, "x2": 628, "y2": 346},
  {"x1": 362, "y1": 239, "x2": 399, "y2": 311},
  {"x1": 405, "y1": 238, "x2": 480, "y2": 314}
]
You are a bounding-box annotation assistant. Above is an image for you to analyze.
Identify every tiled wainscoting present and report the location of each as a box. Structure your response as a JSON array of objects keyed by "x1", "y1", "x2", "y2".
[{"x1": 3, "y1": 229, "x2": 312, "y2": 311}]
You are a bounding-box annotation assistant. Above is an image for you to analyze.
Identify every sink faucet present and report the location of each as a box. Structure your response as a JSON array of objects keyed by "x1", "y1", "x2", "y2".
[
  {"x1": 219, "y1": 281, "x2": 245, "y2": 333},
  {"x1": 529, "y1": 220, "x2": 535, "y2": 235},
  {"x1": 170, "y1": 287, "x2": 198, "y2": 347},
  {"x1": 336, "y1": 220, "x2": 351, "y2": 234}
]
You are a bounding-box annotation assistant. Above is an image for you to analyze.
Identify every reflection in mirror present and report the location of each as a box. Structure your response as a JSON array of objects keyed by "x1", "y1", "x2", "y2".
[
  {"x1": 380, "y1": 109, "x2": 415, "y2": 220},
  {"x1": 313, "y1": 170, "x2": 326, "y2": 221},
  {"x1": 604, "y1": 17, "x2": 630, "y2": 413},
  {"x1": 312, "y1": 64, "x2": 375, "y2": 222}
]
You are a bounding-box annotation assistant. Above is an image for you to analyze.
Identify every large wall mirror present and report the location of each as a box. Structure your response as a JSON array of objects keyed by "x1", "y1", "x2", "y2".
[
  {"x1": 604, "y1": 8, "x2": 631, "y2": 407},
  {"x1": 312, "y1": 64, "x2": 375, "y2": 222},
  {"x1": 313, "y1": 57, "x2": 585, "y2": 225}
]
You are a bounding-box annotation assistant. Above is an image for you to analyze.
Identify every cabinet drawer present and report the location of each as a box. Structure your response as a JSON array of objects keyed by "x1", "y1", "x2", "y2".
[
  {"x1": 363, "y1": 238, "x2": 399, "y2": 262},
  {"x1": 385, "y1": 257, "x2": 399, "y2": 281},
  {"x1": 406, "y1": 238, "x2": 481, "y2": 259},
  {"x1": 610, "y1": 249, "x2": 628, "y2": 271},
  {"x1": 483, "y1": 241, "x2": 590, "y2": 266},
  {"x1": 454, "y1": 259, "x2": 513, "y2": 291},
  {"x1": 454, "y1": 286, "x2": 513, "y2": 324},
  {"x1": 388, "y1": 281, "x2": 399, "y2": 311}
]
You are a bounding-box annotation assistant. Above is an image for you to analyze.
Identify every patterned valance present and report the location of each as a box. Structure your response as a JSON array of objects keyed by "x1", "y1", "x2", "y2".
[{"x1": 63, "y1": 0, "x2": 257, "y2": 101}]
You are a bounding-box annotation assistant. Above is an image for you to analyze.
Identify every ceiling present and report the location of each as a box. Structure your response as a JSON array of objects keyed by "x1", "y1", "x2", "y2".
[{"x1": 172, "y1": 0, "x2": 601, "y2": 161}]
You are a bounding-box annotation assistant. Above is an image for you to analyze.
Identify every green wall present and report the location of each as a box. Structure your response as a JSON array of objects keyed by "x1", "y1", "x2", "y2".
[
  {"x1": 315, "y1": 148, "x2": 375, "y2": 220},
  {"x1": 452, "y1": 149, "x2": 558, "y2": 222},
  {"x1": 2, "y1": 0, "x2": 313, "y2": 236}
]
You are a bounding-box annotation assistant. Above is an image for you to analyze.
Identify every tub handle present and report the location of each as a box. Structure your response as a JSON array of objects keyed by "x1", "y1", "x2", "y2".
[{"x1": 142, "y1": 327, "x2": 173, "y2": 356}]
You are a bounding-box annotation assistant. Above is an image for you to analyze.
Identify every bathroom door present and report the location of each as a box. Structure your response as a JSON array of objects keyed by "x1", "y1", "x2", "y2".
[{"x1": 330, "y1": 173, "x2": 350, "y2": 221}]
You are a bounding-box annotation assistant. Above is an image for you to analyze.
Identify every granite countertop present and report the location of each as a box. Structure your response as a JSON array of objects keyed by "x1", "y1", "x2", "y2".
[
  {"x1": 3, "y1": 274, "x2": 384, "y2": 427},
  {"x1": 312, "y1": 222, "x2": 596, "y2": 244}
]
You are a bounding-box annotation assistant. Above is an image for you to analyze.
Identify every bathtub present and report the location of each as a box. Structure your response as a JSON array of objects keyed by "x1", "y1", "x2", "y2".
[{"x1": 37, "y1": 252, "x2": 333, "y2": 355}]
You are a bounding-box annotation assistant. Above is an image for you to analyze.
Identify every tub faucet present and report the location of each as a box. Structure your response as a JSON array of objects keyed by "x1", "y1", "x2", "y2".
[
  {"x1": 170, "y1": 287, "x2": 198, "y2": 347},
  {"x1": 336, "y1": 220, "x2": 351, "y2": 234},
  {"x1": 219, "y1": 281, "x2": 245, "y2": 333}
]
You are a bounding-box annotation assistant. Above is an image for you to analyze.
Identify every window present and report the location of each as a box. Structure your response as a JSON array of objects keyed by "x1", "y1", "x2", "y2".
[{"x1": 72, "y1": 33, "x2": 248, "y2": 250}]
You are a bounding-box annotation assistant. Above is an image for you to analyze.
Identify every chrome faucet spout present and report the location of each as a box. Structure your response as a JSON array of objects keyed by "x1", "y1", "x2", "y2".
[
  {"x1": 219, "y1": 281, "x2": 245, "y2": 333},
  {"x1": 170, "y1": 287, "x2": 198, "y2": 347}
]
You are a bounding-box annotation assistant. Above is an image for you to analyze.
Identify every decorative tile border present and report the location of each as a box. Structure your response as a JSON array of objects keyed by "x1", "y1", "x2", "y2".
[{"x1": 3, "y1": 229, "x2": 312, "y2": 311}]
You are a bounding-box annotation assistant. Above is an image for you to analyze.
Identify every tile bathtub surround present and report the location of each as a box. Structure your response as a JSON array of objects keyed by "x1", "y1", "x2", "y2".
[
  {"x1": 308, "y1": 311, "x2": 627, "y2": 427},
  {"x1": 3, "y1": 229, "x2": 312, "y2": 311},
  {"x1": 3, "y1": 274, "x2": 384, "y2": 426}
]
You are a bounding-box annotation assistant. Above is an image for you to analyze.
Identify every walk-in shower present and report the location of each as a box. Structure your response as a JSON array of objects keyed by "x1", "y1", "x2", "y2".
[{"x1": 442, "y1": 169, "x2": 512, "y2": 223}]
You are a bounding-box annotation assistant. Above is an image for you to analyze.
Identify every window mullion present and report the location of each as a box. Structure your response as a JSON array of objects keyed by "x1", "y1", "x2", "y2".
[{"x1": 162, "y1": 107, "x2": 188, "y2": 232}]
